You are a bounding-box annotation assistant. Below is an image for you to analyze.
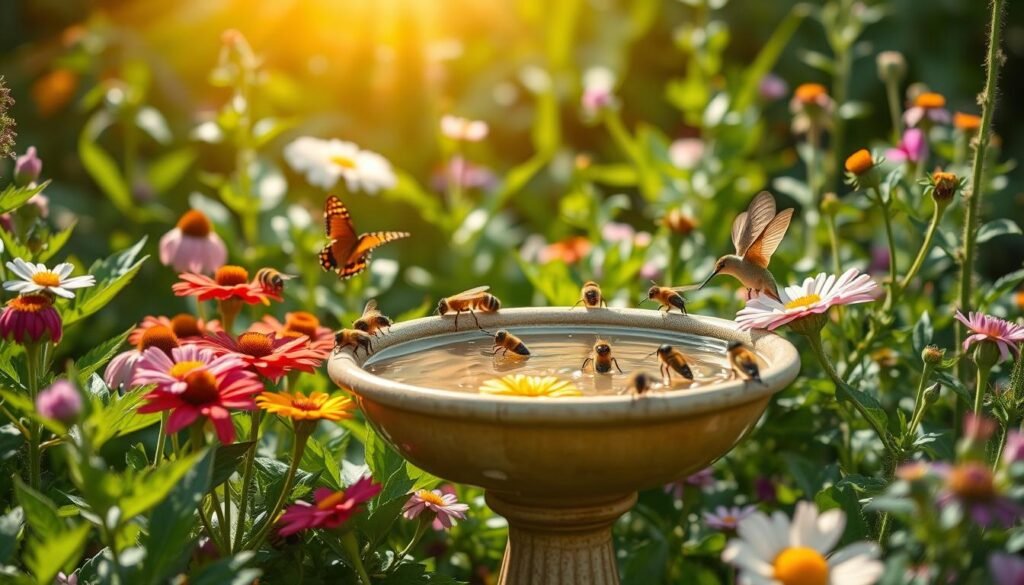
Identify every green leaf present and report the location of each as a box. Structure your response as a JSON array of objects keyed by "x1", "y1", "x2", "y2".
[
  {"x1": 120, "y1": 450, "x2": 206, "y2": 520},
  {"x1": 364, "y1": 428, "x2": 417, "y2": 505},
  {"x1": 35, "y1": 221, "x2": 78, "y2": 263},
  {"x1": 187, "y1": 551, "x2": 261, "y2": 585},
  {"x1": 62, "y1": 237, "x2": 149, "y2": 326},
  {"x1": 0, "y1": 507, "x2": 23, "y2": 564},
  {"x1": 301, "y1": 435, "x2": 343, "y2": 490},
  {"x1": 25, "y1": 523, "x2": 91, "y2": 585},
  {"x1": 126, "y1": 442, "x2": 150, "y2": 471},
  {"x1": 0, "y1": 182, "x2": 47, "y2": 215},
  {"x1": 376, "y1": 563, "x2": 463, "y2": 585},
  {"x1": 79, "y1": 112, "x2": 136, "y2": 216},
  {"x1": 835, "y1": 383, "x2": 893, "y2": 451},
  {"x1": 211, "y1": 441, "x2": 255, "y2": 487},
  {"x1": 815, "y1": 483, "x2": 870, "y2": 543},
  {"x1": 147, "y1": 147, "x2": 197, "y2": 195},
  {"x1": 15, "y1": 477, "x2": 64, "y2": 538},
  {"x1": 87, "y1": 383, "x2": 161, "y2": 450},
  {"x1": 977, "y1": 218, "x2": 1022, "y2": 243},
  {"x1": 74, "y1": 327, "x2": 132, "y2": 383},
  {"x1": 138, "y1": 449, "x2": 214, "y2": 585}
]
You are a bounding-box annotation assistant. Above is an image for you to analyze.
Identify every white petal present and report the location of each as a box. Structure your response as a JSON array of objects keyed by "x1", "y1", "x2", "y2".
[
  {"x1": 60, "y1": 276, "x2": 96, "y2": 289},
  {"x1": 50, "y1": 286, "x2": 76, "y2": 299},
  {"x1": 814, "y1": 509, "x2": 845, "y2": 553},
  {"x1": 6, "y1": 259, "x2": 34, "y2": 280},
  {"x1": 53, "y1": 263, "x2": 74, "y2": 278},
  {"x1": 3, "y1": 281, "x2": 40, "y2": 293}
]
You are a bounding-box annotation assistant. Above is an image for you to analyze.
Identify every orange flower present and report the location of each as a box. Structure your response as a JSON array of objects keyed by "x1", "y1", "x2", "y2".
[
  {"x1": 954, "y1": 112, "x2": 982, "y2": 132},
  {"x1": 257, "y1": 390, "x2": 355, "y2": 422},
  {"x1": 844, "y1": 149, "x2": 874, "y2": 175},
  {"x1": 793, "y1": 83, "x2": 828, "y2": 105},
  {"x1": 539, "y1": 236, "x2": 591, "y2": 265},
  {"x1": 914, "y1": 92, "x2": 946, "y2": 109},
  {"x1": 172, "y1": 266, "x2": 279, "y2": 305},
  {"x1": 31, "y1": 70, "x2": 78, "y2": 117}
]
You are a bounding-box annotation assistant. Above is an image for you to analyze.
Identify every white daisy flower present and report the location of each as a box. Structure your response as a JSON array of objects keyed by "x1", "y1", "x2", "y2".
[
  {"x1": 284, "y1": 136, "x2": 397, "y2": 195},
  {"x1": 722, "y1": 501, "x2": 883, "y2": 585},
  {"x1": 4, "y1": 258, "x2": 96, "y2": 299},
  {"x1": 736, "y1": 268, "x2": 879, "y2": 331}
]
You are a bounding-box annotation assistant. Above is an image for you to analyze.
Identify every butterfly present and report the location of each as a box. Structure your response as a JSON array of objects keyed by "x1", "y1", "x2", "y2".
[{"x1": 318, "y1": 195, "x2": 410, "y2": 279}]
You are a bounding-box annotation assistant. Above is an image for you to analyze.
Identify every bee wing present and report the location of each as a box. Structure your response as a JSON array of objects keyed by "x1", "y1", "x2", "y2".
[
  {"x1": 668, "y1": 284, "x2": 701, "y2": 293},
  {"x1": 742, "y1": 208, "x2": 793, "y2": 268},
  {"x1": 734, "y1": 191, "x2": 777, "y2": 256},
  {"x1": 447, "y1": 285, "x2": 491, "y2": 300},
  {"x1": 361, "y1": 299, "x2": 379, "y2": 317}
]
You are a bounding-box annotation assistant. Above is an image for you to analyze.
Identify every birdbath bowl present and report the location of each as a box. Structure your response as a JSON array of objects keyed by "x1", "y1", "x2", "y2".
[{"x1": 327, "y1": 307, "x2": 800, "y2": 585}]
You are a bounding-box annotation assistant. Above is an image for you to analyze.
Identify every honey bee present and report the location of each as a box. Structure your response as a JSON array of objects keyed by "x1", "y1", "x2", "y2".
[
  {"x1": 492, "y1": 329, "x2": 530, "y2": 357},
  {"x1": 727, "y1": 341, "x2": 762, "y2": 384},
  {"x1": 353, "y1": 299, "x2": 392, "y2": 337},
  {"x1": 581, "y1": 339, "x2": 623, "y2": 374},
  {"x1": 642, "y1": 283, "x2": 697, "y2": 315},
  {"x1": 334, "y1": 328, "x2": 374, "y2": 356},
  {"x1": 436, "y1": 286, "x2": 501, "y2": 331},
  {"x1": 651, "y1": 344, "x2": 695, "y2": 384},
  {"x1": 254, "y1": 268, "x2": 295, "y2": 297},
  {"x1": 572, "y1": 281, "x2": 607, "y2": 309},
  {"x1": 624, "y1": 371, "x2": 656, "y2": 397}
]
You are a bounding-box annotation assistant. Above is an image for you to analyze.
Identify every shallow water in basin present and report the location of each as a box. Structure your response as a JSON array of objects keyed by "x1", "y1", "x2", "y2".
[{"x1": 364, "y1": 326, "x2": 746, "y2": 396}]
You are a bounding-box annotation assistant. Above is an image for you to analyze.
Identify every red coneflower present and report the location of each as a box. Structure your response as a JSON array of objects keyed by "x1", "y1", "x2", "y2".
[
  {"x1": 277, "y1": 477, "x2": 381, "y2": 536},
  {"x1": 0, "y1": 294, "x2": 62, "y2": 344},
  {"x1": 198, "y1": 330, "x2": 324, "y2": 381},
  {"x1": 172, "y1": 265, "x2": 279, "y2": 305},
  {"x1": 250, "y1": 312, "x2": 334, "y2": 357}
]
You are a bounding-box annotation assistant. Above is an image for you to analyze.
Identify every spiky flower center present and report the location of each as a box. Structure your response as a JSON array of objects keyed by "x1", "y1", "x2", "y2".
[
  {"x1": 329, "y1": 155, "x2": 357, "y2": 170},
  {"x1": 176, "y1": 210, "x2": 212, "y2": 237},
  {"x1": 237, "y1": 332, "x2": 273, "y2": 357},
  {"x1": 785, "y1": 294, "x2": 822, "y2": 310},
  {"x1": 139, "y1": 325, "x2": 180, "y2": 354},
  {"x1": 215, "y1": 265, "x2": 249, "y2": 286},
  {"x1": 416, "y1": 489, "x2": 446, "y2": 507},
  {"x1": 181, "y1": 370, "x2": 219, "y2": 405},
  {"x1": 948, "y1": 463, "x2": 995, "y2": 502},
  {"x1": 31, "y1": 271, "x2": 61, "y2": 287},
  {"x1": 170, "y1": 314, "x2": 202, "y2": 338},
  {"x1": 7, "y1": 294, "x2": 52, "y2": 312},
  {"x1": 773, "y1": 547, "x2": 829, "y2": 585},
  {"x1": 285, "y1": 312, "x2": 320, "y2": 338}
]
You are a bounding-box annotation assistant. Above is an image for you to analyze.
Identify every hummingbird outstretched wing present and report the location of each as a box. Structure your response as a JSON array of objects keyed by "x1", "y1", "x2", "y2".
[
  {"x1": 731, "y1": 191, "x2": 778, "y2": 256},
  {"x1": 743, "y1": 208, "x2": 794, "y2": 268}
]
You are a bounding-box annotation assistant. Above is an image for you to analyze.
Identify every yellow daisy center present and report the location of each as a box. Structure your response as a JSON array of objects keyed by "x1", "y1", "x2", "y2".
[
  {"x1": 773, "y1": 547, "x2": 829, "y2": 585},
  {"x1": 169, "y1": 360, "x2": 205, "y2": 379},
  {"x1": 785, "y1": 294, "x2": 822, "y2": 310},
  {"x1": 416, "y1": 489, "x2": 446, "y2": 506},
  {"x1": 170, "y1": 314, "x2": 202, "y2": 338},
  {"x1": 31, "y1": 271, "x2": 61, "y2": 287},
  {"x1": 330, "y1": 155, "x2": 357, "y2": 170}
]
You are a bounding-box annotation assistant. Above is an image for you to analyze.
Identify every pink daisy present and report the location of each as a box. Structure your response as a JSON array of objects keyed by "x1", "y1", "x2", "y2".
[
  {"x1": 702, "y1": 505, "x2": 757, "y2": 532},
  {"x1": 403, "y1": 487, "x2": 470, "y2": 530},
  {"x1": 954, "y1": 310, "x2": 1024, "y2": 363},
  {"x1": 197, "y1": 330, "x2": 324, "y2": 381},
  {"x1": 134, "y1": 345, "x2": 262, "y2": 443},
  {"x1": 277, "y1": 477, "x2": 381, "y2": 536},
  {"x1": 0, "y1": 294, "x2": 63, "y2": 344},
  {"x1": 736, "y1": 268, "x2": 880, "y2": 331},
  {"x1": 885, "y1": 128, "x2": 926, "y2": 165},
  {"x1": 159, "y1": 210, "x2": 227, "y2": 274},
  {"x1": 106, "y1": 325, "x2": 183, "y2": 390}
]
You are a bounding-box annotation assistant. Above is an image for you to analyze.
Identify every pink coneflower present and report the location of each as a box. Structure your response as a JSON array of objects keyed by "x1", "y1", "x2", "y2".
[
  {"x1": 403, "y1": 487, "x2": 470, "y2": 530},
  {"x1": 127, "y1": 313, "x2": 217, "y2": 347},
  {"x1": 1003, "y1": 431, "x2": 1024, "y2": 465},
  {"x1": 736, "y1": 268, "x2": 879, "y2": 331},
  {"x1": 249, "y1": 312, "x2": 334, "y2": 357},
  {"x1": 440, "y1": 115, "x2": 488, "y2": 142},
  {"x1": 159, "y1": 210, "x2": 227, "y2": 274},
  {"x1": 954, "y1": 310, "x2": 1024, "y2": 363},
  {"x1": 134, "y1": 345, "x2": 261, "y2": 444},
  {"x1": 277, "y1": 477, "x2": 381, "y2": 536},
  {"x1": 885, "y1": 128, "x2": 926, "y2": 164},
  {"x1": 105, "y1": 325, "x2": 182, "y2": 390},
  {"x1": 601, "y1": 222, "x2": 635, "y2": 244},
  {"x1": 36, "y1": 379, "x2": 82, "y2": 423},
  {"x1": 702, "y1": 505, "x2": 757, "y2": 532},
  {"x1": 990, "y1": 553, "x2": 1024, "y2": 585},
  {"x1": 172, "y1": 265, "x2": 280, "y2": 306},
  {"x1": 904, "y1": 92, "x2": 951, "y2": 128},
  {"x1": 4, "y1": 259, "x2": 95, "y2": 299},
  {"x1": 936, "y1": 462, "x2": 1020, "y2": 528},
  {"x1": 198, "y1": 331, "x2": 323, "y2": 381},
  {"x1": 0, "y1": 294, "x2": 62, "y2": 344}
]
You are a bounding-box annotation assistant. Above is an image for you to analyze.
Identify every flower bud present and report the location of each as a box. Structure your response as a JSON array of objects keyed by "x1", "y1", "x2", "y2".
[
  {"x1": 14, "y1": 146, "x2": 42, "y2": 186},
  {"x1": 922, "y1": 345, "x2": 945, "y2": 365},
  {"x1": 922, "y1": 383, "x2": 940, "y2": 404},
  {"x1": 953, "y1": 112, "x2": 981, "y2": 133},
  {"x1": 35, "y1": 380, "x2": 82, "y2": 424},
  {"x1": 843, "y1": 149, "x2": 881, "y2": 191},
  {"x1": 930, "y1": 171, "x2": 961, "y2": 204},
  {"x1": 973, "y1": 340, "x2": 1001, "y2": 371},
  {"x1": 662, "y1": 208, "x2": 698, "y2": 236},
  {"x1": 820, "y1": 192, "x2": 841, "y2": 216},
  {"x1": 876, "y1": 51, "x2": 907, "y2": 84}
]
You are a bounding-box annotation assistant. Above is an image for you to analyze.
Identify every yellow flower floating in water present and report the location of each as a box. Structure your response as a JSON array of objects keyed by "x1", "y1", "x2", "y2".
[
  {"x1": 257, "y1": 390, "x2": 355, "y2": 421},
  {"x1": 479, "y1": 374, "x2": 583, "y2": 398}
]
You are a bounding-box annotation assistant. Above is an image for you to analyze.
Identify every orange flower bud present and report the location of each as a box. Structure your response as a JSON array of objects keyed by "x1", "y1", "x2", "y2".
[
  {"x1": 844, "y1": 149, "x2": 874, "y2": 176},
  {"x1": 953, "y1": 112, "x2": 982, "y2": 132},
  {"x1": 794, "y1": 83, "x2": 828, "y2": 105},
  {"x1": 914, "y1": 92, "x2": 946, "y2": 109}
]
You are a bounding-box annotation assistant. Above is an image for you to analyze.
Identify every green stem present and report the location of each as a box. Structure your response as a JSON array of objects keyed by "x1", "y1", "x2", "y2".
[
  {"x1": 0, "y1": 403, "x2": 28, "y2": 436},
  {"x1": 211, "y1": 487, "x2": 231, "y2": 548},
  {"x1": 396, "y1": 516, "x2": 432, "y2": 561},
  {"x1": 825, "y1": 212, "x2": 841, "y2": 275},
  {"x1": 340, "y1": 531, "x2": 372, "y2": 585},
  {"x1": 870, "y1": 188, "x2": 899, "y2": 310},
  {"x1": 906, "y1": 363, "x2": 936, "y2": 439},
  {"x1": 25, "y1": 343, "x2": 43, "y2": 490},
  {"x1": 899, "y1": 201, "x2": 946, "y2": 291},
  {"x1": 958, "y1": 0, "x2": 1006, "y2": 380},
  {"x1": 992, "y1": 422, "x2": 1008, "y2": 471},
  {"x1": 884, "y1": 76, "x2": 903, "y2": 144},
  {"x1": 245, "y1": 426, "x2": 311, "y2": 550},
  {"x1": 830, "y1": 45, "x2": 851, "y2": 192},
  {"x1": 233, "y1": 410, "x2": 262, "y2": 552},
  {"x1": 152, "y1": 411, "x2": 168, "y2": 467},
  {"x1": 974, "y1": 363, "x2": 991, "y2": 416}
]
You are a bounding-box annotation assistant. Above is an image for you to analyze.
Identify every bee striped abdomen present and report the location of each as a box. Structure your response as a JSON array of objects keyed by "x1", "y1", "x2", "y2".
[{"x1": 512, "y1": 342, "x2": 530, "y2": 356}]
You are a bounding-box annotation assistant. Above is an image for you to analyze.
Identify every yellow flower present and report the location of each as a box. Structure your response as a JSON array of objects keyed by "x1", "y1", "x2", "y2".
[
  {"x1": 257, "y1": 390, "x2": 355, "y2": 421},
  {"x1": 479, "y1": 374, "x2": 583, "y2": 398}
]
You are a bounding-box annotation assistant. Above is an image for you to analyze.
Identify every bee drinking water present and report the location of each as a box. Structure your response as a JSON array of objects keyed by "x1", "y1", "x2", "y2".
[
  {"x1": 581, "y1": 339, "x2": 624, "y2": 374},
  {"x1": 334, "y1": 328, "x2": 374, "y2": 356},
  {"x1": 492, "y1": 329, "x2": 531, "y2": 357},
  {"x1": 726, "y1": 341, "x2": 762, "y2": 384},
  {"x1": 650, "y1": 344, "x2": 695, "y2": 384},
  {"x1": 643, "y1": 284, "x2": 696, "y2": 316}
]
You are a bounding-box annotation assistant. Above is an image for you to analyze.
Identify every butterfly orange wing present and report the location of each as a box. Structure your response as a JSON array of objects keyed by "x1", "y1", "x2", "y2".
[
  {"x1": 320, "y1": 196, "x2": 358, "y2": 272},
  {"x1": 336, "y1": 231, "x2": 411, "y2": 279}
]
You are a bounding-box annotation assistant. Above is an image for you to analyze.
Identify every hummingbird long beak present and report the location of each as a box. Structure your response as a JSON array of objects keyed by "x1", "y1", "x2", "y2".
[{"x1": 698, "y1": 268, "x2": 720, "y2": 290}]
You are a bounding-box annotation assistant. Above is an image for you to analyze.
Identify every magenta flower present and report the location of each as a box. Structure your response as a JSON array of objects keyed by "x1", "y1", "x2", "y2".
[
  {"x1": 936, "y1": 462, "x2": 1020, "y2": 528},
  {"x1": 955, "y1": 310, "x2": 1024, "y2": 363},
  {"x1": 668, "y1": 138, "x2": 705, "y2": 170},
  {"x1": 758, "y1": 73, "x2": 788, "y2": 102},
  {"x1": 159, "y1": 209, "x2": 227, "y2": 274},
  {"x1": 885, "y1": 128, "x2": 926, "y2": 164},
  {"x1": 0, "y1": 294, "x2": 63, "y2": 344},
  {"x1": 990, "y1": 553, "x2": 1024, "y2": 585},
  {"x1": 35, "y1": 380, "x2": 82, "y2": 423},
  {"x1": 14, "y1": 146, "x2": 42, "y2": 186},
  {"x1": 104, "y1": 349, "x2": 144, "y2": 390},
  {"x1": 702, "y1": 505, "x2": 757, "y2": 532},
  {"x1": 277, "y1": 477, "x2": 381, "y2": 536},
  {"x1": 736, "y1": 268, "x2": 879, "y2": 331},
  {"x1": 134, "y1": 345, "x2": 261, "y2": 443},
  {"x1": 601, "y1": 222, "x2": 635, "y2": 244},
  {"x1": 403, "y1": 487, "x2": 470, "y2": 530},
  {"x1": 1003, "y1": 431, "x2": 1024, "y2": 466}
]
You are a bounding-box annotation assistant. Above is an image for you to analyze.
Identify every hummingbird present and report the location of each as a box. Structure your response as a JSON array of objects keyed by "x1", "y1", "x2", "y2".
[{"x1": 698, "y1": 191, "x2": 793, "y2": 301}]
